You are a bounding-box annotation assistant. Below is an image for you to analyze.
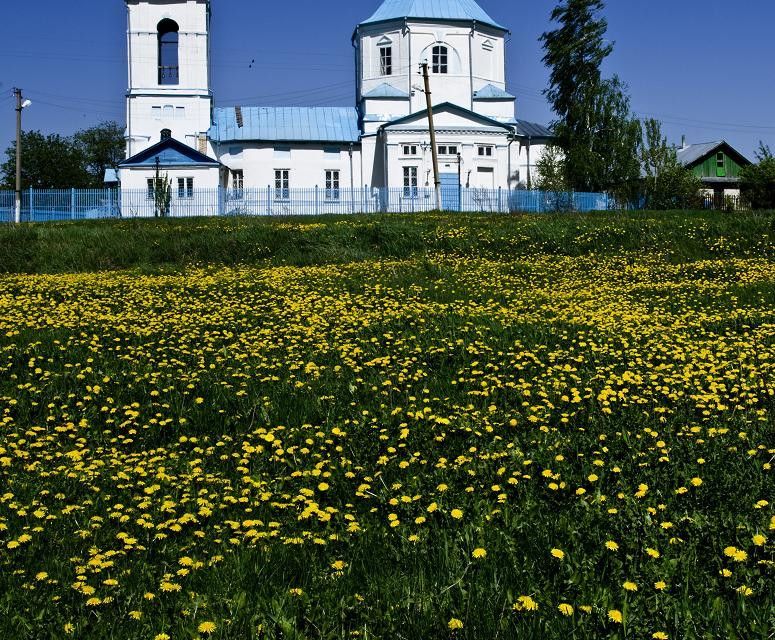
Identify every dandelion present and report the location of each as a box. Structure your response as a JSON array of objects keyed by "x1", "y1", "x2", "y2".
[
  {"x1": 550, "y1": 548, "x2": 565, "y2": 560},
  {"x1": 558, "y1": 603, "x2": 574, "y2": 616},
  {"x1": 623, "y1": 581, "x2": 638, "y2": 592},
  {"x1": 752, "y1": 534, "x2": 766, "y2": 546},
  {"x1": 605, "y1": 540, "x2": 619, "y2": 551},
  {"x1": 472, "y1": 548, "x2": 487, "y2": 559},
  {"x1": 513, "y1": 595, "x2": 539, "y2": 611},
  {"x1": 289, "y1": 588, "x2": 304, "y2": 596},
  {"x1": 654, "y1": 581, "x2": 667, "y2": 591},
  {"x1": 447, "y1": 618, "x2": 464, "y2": 630},
  {"x1": 154, "y1": 635, "x2": 170, "y2": 640},
  {"x1": 608, "y1": 610, "x2": 623, "y2": 624},
  {"x1": 197, "y1": 621, "x2": 217, "y2": 634},
  {"x1": 450, "y1": 509, "x2": 463, "y2": 520},
  {"x1": 653, "y1": 633, "x2": 669, "y2": 639}
]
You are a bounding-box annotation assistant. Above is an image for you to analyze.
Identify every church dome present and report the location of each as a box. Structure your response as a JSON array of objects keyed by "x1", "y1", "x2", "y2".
[{"x1": 360, "y1": 0, "x2": 505, "y2": 31}]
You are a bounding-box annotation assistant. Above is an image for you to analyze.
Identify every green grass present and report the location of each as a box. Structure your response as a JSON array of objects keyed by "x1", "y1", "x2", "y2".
[
  {"x1": 0, "y1": 210, "x2": 772, "y2": 274},
  {"x1": 0, "y1": 211, "x2": 773, "y2": 640}
]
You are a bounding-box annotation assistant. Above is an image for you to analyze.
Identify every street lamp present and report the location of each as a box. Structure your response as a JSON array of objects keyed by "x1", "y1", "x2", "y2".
[{"x1": 13, "y1": 89, "x2": 32, "y2": 224}]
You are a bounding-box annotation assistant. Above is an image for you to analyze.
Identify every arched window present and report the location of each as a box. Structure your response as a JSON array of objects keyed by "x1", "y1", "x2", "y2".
[
  {"x1": 158, "y1": 19, "x2": 179, "y2": 85},
  {"x1": 432, "y1": 45, "x2": 448, "y2": 74}
]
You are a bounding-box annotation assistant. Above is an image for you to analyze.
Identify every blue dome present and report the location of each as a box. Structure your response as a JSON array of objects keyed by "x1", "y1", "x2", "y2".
[{"x1": 360, "y1": 0, "x2": 506, "y2": 31}]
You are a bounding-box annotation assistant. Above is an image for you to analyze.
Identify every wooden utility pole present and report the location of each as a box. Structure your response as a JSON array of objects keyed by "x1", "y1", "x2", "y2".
[
  {"x1": 14, "y1": 88, "x2": 22, "y2": 224},
  {"x1": 421, "y1": 63, "x2": 441, "y2": 211}
]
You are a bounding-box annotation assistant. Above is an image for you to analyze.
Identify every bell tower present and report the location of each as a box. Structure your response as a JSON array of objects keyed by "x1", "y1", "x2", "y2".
[{"x1": 125, "y1": 0, "x2": 213, "y2": 157}]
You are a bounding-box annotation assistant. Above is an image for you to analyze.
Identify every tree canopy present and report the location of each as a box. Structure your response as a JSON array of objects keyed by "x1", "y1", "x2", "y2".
[{"x1": 1, "y1": 121, "x2": 124, "y2": 190}]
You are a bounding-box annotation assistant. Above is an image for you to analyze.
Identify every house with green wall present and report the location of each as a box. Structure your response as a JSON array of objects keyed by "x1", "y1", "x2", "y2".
[{"x1": 677, "y1": 140, "x2": 752, "y2": 199}]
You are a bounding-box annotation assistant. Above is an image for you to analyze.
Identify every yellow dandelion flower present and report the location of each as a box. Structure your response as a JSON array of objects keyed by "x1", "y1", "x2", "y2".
[
  {"x1": 608, "y1": 609, "x2": 623, "y2": 624},
  {"x1": 558, "y1": 603, "x2": 574, "y2": 616},
  {"x1": 197, "y1": 621, "x2": 216, "y2": 634},
  {"x1": 654, "y1": 581, "x2": 667, "y2": 591},
  {"x1": 752, "y1": 534, "x2": 766, "y2": 546},
  {"x1": 653, "y1": 633, "x2": 669, "y2": 640},
  {"x1": 623, "y1": 581, "x2": 638, "y2": 592},
  {"x1": 472, "y1": 548, "x2": 487, "y2": 559},
  {"x1": 550, "y1": 548, "x2": 565, "y2": 560},
  {"x1": 605, "y1": 541, "x2": 619, "y2": 551},
  {"x1": 447, "y1": 618, "x2": 464, "y2": 630},
  {"x1": 450, "y1": 509, "x2": 463, "y2": 520}
]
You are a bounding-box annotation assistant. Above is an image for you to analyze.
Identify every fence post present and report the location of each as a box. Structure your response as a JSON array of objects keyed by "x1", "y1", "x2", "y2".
[
  {"x1": 29, "y1": 187, "x2": 34, "y2": 221},
  {"x1": 498, "y1": 187, "x2": 502, "y2": 213},
  {"x1": 315, "y1": 185, "x2": 319, "y2": 216},
  {"x1": 267, "y1": 185, "x2": 271, "y2": 216},
  {"x1": 71, "y1": 188, "x2": 76, "y2": 220},
  {"x1": 108, "y1": 188, "x2": 114, "y2": 218}
]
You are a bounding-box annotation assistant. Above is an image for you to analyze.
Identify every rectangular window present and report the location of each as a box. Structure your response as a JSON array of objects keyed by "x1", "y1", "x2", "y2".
[
  {"x1": 432, "y1": 46, "x2": 448, "y2": 74},
  {"x1": 325, "y1": 170, "x2": 340, "y2": 200},
  {"x1": 716, "y1": 152, "x2": 724, "y2": 167},
  {"x1": 147, "y1": 178, "x2": 155, "y2": 200},
  {"x1": 152, "y1": 106, "x2": 162, "y2": 120},
  {"x1": 478, "y1": 145, "x2": 494, "y2": 157},
  {"x1": 403, "y1": 145, "x2": 418, "y2": 156},
  {"x1": 275, "y1": 169, "x2": 290, "y2": 200},
  {"x1": 380, "y1": 46, "x2": 393, "y2": 76},
  {"x1": 438, "y1": 145, "x2": 458, "y2": 156},
  {"x1": 177, "y1": 177, "x2": 194, "y2": 199},
  {"x1": 175, "y1": 106, "x2": 185, "y2": 120},
  {"x1": 232, "y1": 170, "x2": 244, "y2": 199},
  {"x1": 403, "y1": 166, "x2": 418, "y2": 198}
]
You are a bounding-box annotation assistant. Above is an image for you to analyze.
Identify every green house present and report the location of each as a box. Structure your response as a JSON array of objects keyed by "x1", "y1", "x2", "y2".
[{"x1": 677, "y1": 140, "x2": 752, "y2": 198}]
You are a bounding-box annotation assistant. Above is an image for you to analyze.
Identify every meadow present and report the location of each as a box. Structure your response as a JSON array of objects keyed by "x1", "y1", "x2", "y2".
[{"x1": 0, "y1": 211, "x2": 772, "y2": 639}]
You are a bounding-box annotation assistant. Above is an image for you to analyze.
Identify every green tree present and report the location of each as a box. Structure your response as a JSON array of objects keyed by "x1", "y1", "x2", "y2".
[
  {"x1": 541, "y1": 0, "x2": 641, "y2": 194},
  {"x1": 535, "y1": 144, "x2": 569, "y2": 192},
  {"x1": 740, "y1": 144, "x2": 775, "y2": 209},
  {"x1": 1, "y1": 131, "x2": 91, "y2": 189},
  {"x1": 73, "y1": 121, "x2": 125, "y2": 188},
  {"x1": 637, "y1": 118, "x2": 702, "y2": 209}
]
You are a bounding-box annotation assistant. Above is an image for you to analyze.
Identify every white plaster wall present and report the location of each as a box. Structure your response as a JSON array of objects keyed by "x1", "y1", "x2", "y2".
[
  {"x1": 119, "y1": 165, "x2": 220, "y2": 217},
  {"x1": 126, "y1": 0, "x2": 212, "y2": 157}
]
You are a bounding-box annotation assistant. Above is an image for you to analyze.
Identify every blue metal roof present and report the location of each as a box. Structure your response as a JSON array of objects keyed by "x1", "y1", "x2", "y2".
[
  {"x1": 360, "y1": 0, "x2": 506, "y2": 31},
  {"x1": 119, "y1": 137, "x2": 220, "y2": 168},
  {"x1": 362, "y1": 83, "x2": 410, "y2": 99},
  {"x1": 514, "y1": 119, "x2": 554, "y2": 139},
  {"x1": 210, "y1": 107, "x2": 360, "y2": 144},
  {"x1": 473, "y1": 84, "x2": 515, "y2": 100}
]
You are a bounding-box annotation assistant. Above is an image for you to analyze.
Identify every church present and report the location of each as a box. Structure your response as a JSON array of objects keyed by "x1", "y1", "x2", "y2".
[{"x1": 118, "y1": 0, "x2": 553, "y2": 215}]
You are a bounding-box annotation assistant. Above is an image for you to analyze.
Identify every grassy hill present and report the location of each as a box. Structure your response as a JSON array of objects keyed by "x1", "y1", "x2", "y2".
[{"x1": 0, "y1": 211, "x2": 773, "y2": 639}]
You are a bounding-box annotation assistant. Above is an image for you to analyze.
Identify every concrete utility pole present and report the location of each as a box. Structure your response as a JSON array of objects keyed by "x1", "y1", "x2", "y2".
[
  {"x1": 14, "y1": 88, "x2": 22, "y2": 224},
  {"x1": 421, "y1": 63, "x2": 441, "y2": 211}
]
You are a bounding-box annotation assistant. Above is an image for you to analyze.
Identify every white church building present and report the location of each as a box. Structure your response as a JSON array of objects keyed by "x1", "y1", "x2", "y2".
[{"x1": 118, "y1": 0, "x2": 554, "y2": 215}]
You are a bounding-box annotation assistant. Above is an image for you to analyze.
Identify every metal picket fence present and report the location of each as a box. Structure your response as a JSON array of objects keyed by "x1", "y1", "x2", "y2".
[{"x1": 0, "y1": 186, "x2": 617, "y2": 223}]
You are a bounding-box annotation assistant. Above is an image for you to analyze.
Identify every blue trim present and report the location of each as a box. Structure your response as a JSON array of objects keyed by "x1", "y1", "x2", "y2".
[{"x1": 119, "y1": 137, "x2": 220, "y2": 168}]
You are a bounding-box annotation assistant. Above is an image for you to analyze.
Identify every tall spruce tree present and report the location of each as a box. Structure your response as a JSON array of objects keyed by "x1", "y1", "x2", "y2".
[{"x1": 541, "y1": 0, "x2": 641, "y2": 195}]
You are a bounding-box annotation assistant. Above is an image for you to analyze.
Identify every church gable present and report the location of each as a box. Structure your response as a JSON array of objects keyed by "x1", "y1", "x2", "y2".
[
  {"x1": 382, "y1": 103, "x2": 513, "y2": 131},
  {"x1": 120, "y1": 137, "x2": 220, "y2": 168}
]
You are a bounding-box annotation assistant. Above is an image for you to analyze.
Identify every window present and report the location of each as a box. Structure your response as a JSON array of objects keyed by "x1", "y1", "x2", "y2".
[
  {"x1": 380, "y1": 46, "x2": 393, "y2": 76},
  {"x1": 716, "y1": 152, "x2": 725, "y2": 167},
  {"x1": 275, "y1": 169, "x2": 290, "y2": 200},
  {"x1": 325, "y1": 170, "x2": 340, "y2": 200},
  {"x1": 478, "y1": 145, "x2": 494, "y2": 157},
  {"x1": 163, "y1": 105, "x2": 174, "y2": 119},
  {"x1": 152, "y1": 106, "x2": 162, "y2": 120},
  {"x1": 403, "y1": 166, "x2": 418, "y2": 197},
  {"x1": 403, "y1": 145, "x2": 418, "y2": 156},
  {"x1": 147, "y1": 178, "x2": 155, "y2": 200},
  {"x1": 432, "y1": 46, "x2": 448, "y2": 74},
  {"x1": 438, "y1": 145, "x2": 458, "y2": 156},
  {"x1": 177, "y1": 177, "x2": 194, "y2": 199},
  {"x1": 175, "y1": 106, "x2": 185, "y2": 120},
  {"x1": 158, "y1": 19, "x2": 179, "y2": 85},
  {"x1": 232, "y1": 170, "x2": 244, "y2": 199}
]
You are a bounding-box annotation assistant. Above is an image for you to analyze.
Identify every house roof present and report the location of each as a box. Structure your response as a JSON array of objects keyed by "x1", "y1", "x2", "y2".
[
  {"x1": 362, "y1": 83, "x2": 411, "y2": 99},
  {"x1": 210, "y1": 107, "x2": 361, "y2": 144},
  {"x1": 473, "y1": 84, "x2": 515, "y2": 101},
  {"x1": 119, "y1": 137, "x2": 220, "y2": 168},
  {"x1": 381, "y1": 102, "x2": 514, "y2": 131},
  {"x1": 677, "y1": 140, "x2": 752, "y2": 168},
  {"x1": 514, "y1": 119, "x2": 553, "y2": 139},
  {"x1": 359, "y1": 0, "x2": 506, "y2": 31}
]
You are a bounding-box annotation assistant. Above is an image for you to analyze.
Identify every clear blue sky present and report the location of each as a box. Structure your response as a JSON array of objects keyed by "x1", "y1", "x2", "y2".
[{"x1": 0, "y1": 0, "x2": 773, "y2": 159}]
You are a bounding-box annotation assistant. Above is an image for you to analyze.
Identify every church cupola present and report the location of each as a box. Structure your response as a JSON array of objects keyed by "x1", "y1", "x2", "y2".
[{"x1": 354, "y1": 0, "x2": 513, "y2": 132}]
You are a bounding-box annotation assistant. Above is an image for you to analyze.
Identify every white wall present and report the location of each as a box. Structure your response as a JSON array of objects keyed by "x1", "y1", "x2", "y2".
[
  {"x1": 126, "y1": 0, "x2": 212, "y2": 157},
  {"x1": 119, "y1": 166, "x2": 220, "y2": 217}
]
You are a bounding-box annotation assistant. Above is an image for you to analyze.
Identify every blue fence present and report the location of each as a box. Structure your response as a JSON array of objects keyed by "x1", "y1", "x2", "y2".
[{"x1": 0, "y1": 186, "x2": 615, "y2": 223}]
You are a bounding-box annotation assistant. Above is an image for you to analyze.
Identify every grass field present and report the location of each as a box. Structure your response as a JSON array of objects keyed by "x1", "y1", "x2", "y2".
[{"x1": 0, "y1": 211, "x2": 773, "y2": 639}]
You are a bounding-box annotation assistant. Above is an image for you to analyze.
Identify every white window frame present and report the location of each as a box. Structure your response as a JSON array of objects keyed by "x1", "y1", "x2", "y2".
[
  {"x1": 325, "y1": 170, "x2": 340, "y2": 200},
  {"x1": 231, "y1": 170, "x2": 244, "y2": 199},
  {"x1": 439, "y1": 145, "x2": 458, "y2": 156},
  {"x1": 379, "y1": 45, "x2": 393, "y2": 76},
  {"x1": 478, "y1": 145, "x2": 494, "y2": 157},
  {"x1": 403, "y1": 166, "x2": 418, "y2": 198},
  {"x1": 274, "y1": 169, "x2": 290, "y2": 200},
  {"x1": 432, "y1": 46, "x2": 448, "y2": 74},
  {"x1": 402, "y1": 144, "x2": 418, "y2": 156},
  {"x1": 177, "y1": 177, "x2": 194, "y2": 199}
]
